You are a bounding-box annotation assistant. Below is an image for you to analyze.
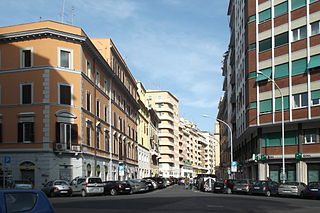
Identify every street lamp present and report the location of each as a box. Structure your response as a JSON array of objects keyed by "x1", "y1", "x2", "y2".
[
  {"x1": 257, "y1": 70, "x2": 286, "y2": 183},
  {"x1": 203, "y1": 115, "x2": 233, "y2": 179}
]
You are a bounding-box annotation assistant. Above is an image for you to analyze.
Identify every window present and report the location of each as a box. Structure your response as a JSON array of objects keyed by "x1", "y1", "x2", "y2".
[
  {"x1": 259, "y1": 38, "x2": 272, "y2": 52},
  {"x1": 96, "y1": 130, "x2": 100, "y2": 149},
  {"x1": 248, "y1": 43, "x2": 256, "y2": 50},
  {"x1": 311, "y1": 90, "x2": 320, "y2": 105},
  {"x1": 311, "y1": 21, "x2": 320, "y2": 36},
  {"x1": 59, "y1": 84, "x2": 72, "y2": 105},
  {"x1": 86, "y1": 124, "x2": 91, "y2": 146},
  {"x1": 86, "y1": 60, "x2": 91, "y2": 79},
  {"x1": 275, "y1": 32, "x2": 289, "y2": 47},
  {"x1": 104, "y1": 105, "x2": 108, "y2": 122},
  {"x1": 18, "y1": 122, "x2": 34, "y2": 143},
  {"x1": 275, "y1": 96, "x2": 290, "y2": 111},
  {"x1": 308, "y1": 54, "x2": 320, "y2": 70},
  {"x1": 259, "y1": 8, "x2": 271, "y2": 23},
  {"x1": 105, "y1": 130, "x2": 109, "y2": 152},
  {"x1": 56, "y1": 122, "x2": 78, "y2": 150},
  {"x1": 96, "y1": 99, "x2": 100, "y2": 117},
  {"x1": 293, "y1": 92, "x2": 308, "y2": 108},
  {"x1": 86, "y1": 91, "x2": 91, "y2": 111},
  {"x1": 96, "y1": 71, "x2": 100, "y2": 87},
  {"x1": 256, "y1": 67, "x2": 272, "y2": 81},
  {"x1": 248, "y1": 15, "x2": 256, "y2": 22},
  {"x1": 104, "y1": 79, "x2": 109, "y2": 93},
  {"x1": 259, "y1": 99, "x2": 272, "y2": 113},
  {"x1": 20, "y1": 48, "x2": 32, "y2": 68},
  {"x1": 274, "y1": 63, "x2": 289, "y2": 79},
  {"x1": 274, "y1": 1, "x2": 288, "y2": 17},
  {"x1": 113, "y1": 112, "x2": 117, "y2": 128},
  {"x1": 292, "y1": 58, "x2": 307, "y2": 75},
  {"x1": 291, "y1": 0, "x2": 306, "y2": 10},
  {"x1": 59, "y1": 49, "x2": 72, "y2": 69},
  {"x1": 20, "y1": 83, "x2": 32, "y2": 104},
  {"x1": 5, "y1": 192, "x2": 37, "y2": 213},
  {"x1": 304, "y1": 129, "x2": 318, "y2": 144},
  {"x1": 292, "y1": 26, "x2": 307, "y2": 41}
]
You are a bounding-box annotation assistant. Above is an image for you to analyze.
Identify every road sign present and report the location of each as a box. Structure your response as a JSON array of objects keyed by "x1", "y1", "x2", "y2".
[
  {"x1": 4, "y1": 156, "x2": 11, "y2": 165},
  {"x1": 231, "y1": 161, "x2": 238, "y2": 172}
]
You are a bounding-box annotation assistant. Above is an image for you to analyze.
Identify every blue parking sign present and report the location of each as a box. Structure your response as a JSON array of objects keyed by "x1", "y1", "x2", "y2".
[{"x1": 4, "y1": 156, "x2": 11, "y2": 164}]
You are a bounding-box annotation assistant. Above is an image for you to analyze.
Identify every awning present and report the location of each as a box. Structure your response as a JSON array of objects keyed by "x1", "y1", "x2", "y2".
[
  {"x1": 256, "y1": 68, "x2": 272, "y2": 81},
  {"x1": 308, "y1": 54, "x2": 320, "y2": 70}
]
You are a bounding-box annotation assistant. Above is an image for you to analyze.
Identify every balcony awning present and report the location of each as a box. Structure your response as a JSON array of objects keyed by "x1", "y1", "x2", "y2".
[
  {"x1": 308, "y1": 54, "x2": 320, "y2": 70},
  {"x1": 256, "y1": 68, "x2": 272, "y2": 81}
]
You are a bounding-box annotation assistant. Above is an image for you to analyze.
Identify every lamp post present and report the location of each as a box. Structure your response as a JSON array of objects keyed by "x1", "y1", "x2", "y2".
[
  {"x1": 203, "y1": 115, "x2": 233, "y2": 179},
  {"x1": 257, "y1": 71, "x2": 286, "y2": 183}
]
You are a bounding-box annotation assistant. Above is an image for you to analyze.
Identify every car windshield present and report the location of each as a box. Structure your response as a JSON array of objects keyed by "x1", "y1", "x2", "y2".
[
  {"x1": 55, "y1": 181, "x2": 69, "y2": 185},
  {"x1": 238, "y1": 180, "x2": 250, "y2": 184},
  {"x1": 88, "y1": 178, "x2": 102, "y2": 183},
  {"x1": 283, "y1": 182, "x2": 298, "y2": 186},
  {"x1": 256, "y1": 181, "x2": 267, "y2": 186},
  {"x1": 116, "y1": 181, "x2": 127, "y2": 184}
]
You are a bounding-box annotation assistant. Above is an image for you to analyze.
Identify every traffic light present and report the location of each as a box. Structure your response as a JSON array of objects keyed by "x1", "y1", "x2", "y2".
[{"x1": 295, "y1": 152, "x2": 302, "y2": 160}]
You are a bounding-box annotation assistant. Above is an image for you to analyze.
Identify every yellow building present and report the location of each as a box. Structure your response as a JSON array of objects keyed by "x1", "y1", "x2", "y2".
[{"x1": 0, "y1": 21, "x2": 139, "y2": 188}]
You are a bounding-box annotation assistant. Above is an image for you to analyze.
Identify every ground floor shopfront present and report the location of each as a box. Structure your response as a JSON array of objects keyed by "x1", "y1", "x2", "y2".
[{"x1": 0, "y1": 152, "x2": 138, "y2": 189}]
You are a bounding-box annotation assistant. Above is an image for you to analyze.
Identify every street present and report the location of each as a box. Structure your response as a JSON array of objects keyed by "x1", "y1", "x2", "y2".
[{"x1": 51, "y1": 185, "x2": 320, "y2": 213}]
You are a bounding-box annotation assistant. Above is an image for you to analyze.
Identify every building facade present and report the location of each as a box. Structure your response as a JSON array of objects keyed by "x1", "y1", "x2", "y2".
[
  {"x1": 0, "y1": 21, "x2": 139, "y2": 188},
  {"x1": 219, "y1": 0, "x2": 320, "y2": 183}
]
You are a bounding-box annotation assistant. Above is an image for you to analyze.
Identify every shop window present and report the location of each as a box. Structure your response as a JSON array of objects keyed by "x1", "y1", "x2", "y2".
[{"x1": 308, "y1": 164, "x2": 320, "y2": 183}]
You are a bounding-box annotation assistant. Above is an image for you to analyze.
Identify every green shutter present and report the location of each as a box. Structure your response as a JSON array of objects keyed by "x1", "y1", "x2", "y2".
[
  {"x1": 249, "y1": 102, "x2": 257, "y2": 109},
  {"x1": 274, "y1": 63, "x2": 289, "y2": 79},
  {"x1": 292, "y1": 0, "x2": 306, "y2": 10},
  {"x1": 311, "y1": 90, "x2": 320, "y2": 99},
  {"x1": 257, "y1": 67, "x2": 272, "y2": 81},
  {"x1": 249, "y1": 71, "x2": 257, "y2": 78},
  {"x1": 259, "y1": 38, "x2": 272, "y2": 52},
  {"x1": 275, "y1": 96, "x2": 289, "y2": 111},
  {"x1": 275, "y1": 1, "x2": 288, "y2": 17},
  {"x1": 263, "y1": 132, "x2": 281, "y2": 147},
  {"x1": 259, "y1": 8, "x2": 271, "y2": 23},
  {"x1": 292, "y1": 58, "x2": 307, "y2": 75},
  {"x1": 308, "y1": 54, "x2": 320, "y2": 70},
  {"x1": 249, "y1": 43, "x2": 256, "y2": 50},
  {"x1": 275, "y1": 32, "x2": 289, "y2": 47},
  {"x1": 285, "y1": 131, "x2": 298, "y2": 145},
  {"x1": 310, "y1": 0, "x2": 319, "y2": 3},
  {"x1": 260, "y1": 99, "x2": 272, "y2": 113},
  {"x1": 248, "y1": 15, "x2": 256, "y2": 22}
]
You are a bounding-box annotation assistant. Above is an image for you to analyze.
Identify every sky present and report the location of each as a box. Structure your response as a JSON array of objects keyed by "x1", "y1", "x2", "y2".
[{"x1": 0, "y1": 0, "x2": 230, "y2": 132}]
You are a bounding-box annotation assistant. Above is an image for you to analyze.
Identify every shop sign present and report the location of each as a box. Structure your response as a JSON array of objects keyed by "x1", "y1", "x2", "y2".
[{"x1": 119, "y1": 165, "x2": 125, "y2": 177}]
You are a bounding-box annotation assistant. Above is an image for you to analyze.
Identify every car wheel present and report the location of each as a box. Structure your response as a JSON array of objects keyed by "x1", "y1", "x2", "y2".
[
  {"x1": 266, "y1": 191, "x2": 271, "y2": 197},
  {"x1": 227, "y1": 188, "x2": 232, "y2": 194},
  {"x1": 81, "y1": 190, "x2": 87, "y2": 197},
  {"x1": 129, "y1": 189, "x2": 133, "y2": 195},
  {"x1": 110, "y1": 189, "x2": 117, "y2": 196}
]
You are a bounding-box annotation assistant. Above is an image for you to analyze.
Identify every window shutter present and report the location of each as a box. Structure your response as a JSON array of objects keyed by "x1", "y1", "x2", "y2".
[
  {"x1": 260, "y1": 99, "x2": 272, "y2": 113},
  {"x1": 30, "y1": 123, "x2": 35, "y2": 142},
  {"x1": 71, "y1": 124, "x2": 78, "y2": 144},
  {"x1": 275, "y1": 96, "x2": 289, "y2": 111},
  {"x1": 56, "y1": 122, "x2": 60, "y2": 143},
  {"x1": 18, "y1": 123, "x2": 23, "y2": 142},
  {"x1": 291, "y1": 0, "x2": 306, "y2": 10},
  {"x1": 292, "y1": 58, "x2": 307, "y2": 75},
  {"x1": 311, "y1": 90, "x2": 320, "y2": 100},
  {"x1": 259, "y1": 8, "x2": 271, "y2": 23},
  {"x1": 274, "y1": 1, "x2": 288, "y2": 17},
  {"x1": 275, "y1": 63, "x2": 289, "y2": 79},
  {"x1": 259, "y1": 38, "x2": 272, "y2": 52},
  {"x1": 275, "y1": 32, "x2": 289, "y2": 47}
]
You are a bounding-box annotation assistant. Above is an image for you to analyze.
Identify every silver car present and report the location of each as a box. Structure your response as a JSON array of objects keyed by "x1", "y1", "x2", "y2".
[
  {"x1": 233, "y1": 179, "x2": 253, "y2": 194},
  {"x1": 70, "y1": 177, "x2": 104, "y2": 197},
  {"x1": 41, "y1": 180, "x2": 72, "y2": 197},
  {"x1": 278, "y1": 182, "x2": 306, "y2": 197}
]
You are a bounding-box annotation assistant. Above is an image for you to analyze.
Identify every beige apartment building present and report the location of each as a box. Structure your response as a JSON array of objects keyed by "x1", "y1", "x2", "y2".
[
  {"x1": 0, "y1": 21, "x2": 139, "y2": 188},
  {"x1": 146, "y1": 91, "x2": 180, "y2": 177}
]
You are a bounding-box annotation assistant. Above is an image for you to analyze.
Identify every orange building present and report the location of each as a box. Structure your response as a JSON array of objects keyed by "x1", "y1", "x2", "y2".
[{"x1": 0, "y1": 21, "x2": 139, "y2": 188}]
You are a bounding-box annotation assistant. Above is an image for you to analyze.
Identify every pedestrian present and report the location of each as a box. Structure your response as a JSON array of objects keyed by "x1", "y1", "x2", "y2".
[
  {"x1": 189, "y1": 178, "x2": 193, "y2": 190},
  {"x1": 184, "y1": 177, "x2": 189, "y2": 189}
]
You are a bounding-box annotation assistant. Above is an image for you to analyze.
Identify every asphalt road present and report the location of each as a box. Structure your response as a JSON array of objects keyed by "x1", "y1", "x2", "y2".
[{"x1": 50, "y1": 185, "x2": 320, "y2": 213}]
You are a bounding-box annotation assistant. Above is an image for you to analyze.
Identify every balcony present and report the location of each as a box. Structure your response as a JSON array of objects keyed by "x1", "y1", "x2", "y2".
[
  {"x1": 158, "y1": 114, "x2": 174, "y2": 122},
  {"x1": 158, "y1": 132, "x2": 175, "y2": 139},
  {"x1": 159, "y1": 156, "x2": 175, "y2": 163},
  {"x1": 156, "y1": 106, "x2": 174, "y2": 113},
  {"x1": 159, "y1": 140, "x2": 174, "y2": 147},
  {"x1": 160, "y1": 148, "x2": 175, "y2": 156},
  {"x1": 159, "y1": 123, "x2": 174, "y2": 131}
]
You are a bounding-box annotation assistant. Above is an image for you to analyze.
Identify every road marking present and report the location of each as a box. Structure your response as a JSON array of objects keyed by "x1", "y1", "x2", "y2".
[{"x1": 207, "y1": 205, "x2": 224, "y2": 208}]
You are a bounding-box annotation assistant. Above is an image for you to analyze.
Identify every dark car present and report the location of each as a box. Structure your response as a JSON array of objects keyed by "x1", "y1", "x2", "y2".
[
  {"x1": 149, "y1": 177, "x2": 166, "y2": 189},
  {"x1": 103, "y1": 181, "x2": 132, "y2": 196},
  {"x1": 224, "y1": 179, "x2": 237, "y2": 194},
  {"x1": 302, "y1": 182, "x2": 320, "y2": 198},
  {"x1": 0, "y1": 190, "x2": 54, "y2": 213},
  {"x1": 250, "y1": 180, "x2": 279, "y2": 197},
  {"x1": 41, "y1": 180, "x2": 72, "y2": 197},
  {"x1": 233, "y1": 179, "x2": 254, "y2": 194},
  {"x1": 141, "y1": 179, "x2": 155, "y2": 191},
  {"x1": 213, "y1": 179, "x2": 225, "y2": 193}
]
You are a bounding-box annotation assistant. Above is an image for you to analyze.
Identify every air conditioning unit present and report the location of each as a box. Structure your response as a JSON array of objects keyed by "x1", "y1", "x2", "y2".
[
  {"x1": 71, "y1": 145, "x2": 81, "y2": 152},
  {"x1": 55, "y1": 143, "x2": 66, "y2": 151}
]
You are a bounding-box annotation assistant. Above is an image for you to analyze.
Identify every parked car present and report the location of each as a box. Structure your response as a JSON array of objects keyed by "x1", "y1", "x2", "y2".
[
  {"x1": 250, "y1": 180, "x2": 279, "y2": 197},
  {"x1": 12, "y1": 180, "x2": 33, "y2": 190},
  {"x1": 301, "y1": 182, "x2": 320, "y2": 199},
  {"x1": 127, "y1": 179, "x2": 149, "y2": 193},
  {"x1": 41, "y1": 180, "x2": 72, "y2": 197},
  {"x1": 70, "y1": 177, "x2": 104, "y2": 197},
  {"x1": 233, "y1": 179, "x2": 254, "y2": 194},
  {"x1": 0, "y1": 190, "x2": 54, "y2": 213},
  {"x1": 149, "y1": 177, "x2": 166, "y2": 189},
  {"x1": 103, "y1": 181, "x2": 132, "y2": 195},
  {"x1": 278, "y1": 182, "x2": 306, "y2": 197},
  {"x1": 213, "y1": 179, "x2": 225, "y2": 193},
  {"x1": 141, "y1": 179, "x2": 156, "y2": 191}
]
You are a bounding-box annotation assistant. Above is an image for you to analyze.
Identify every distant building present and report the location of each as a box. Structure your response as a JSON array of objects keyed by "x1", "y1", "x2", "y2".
[{"x1": 0, "y1": 21, "x2": 139, "y2": 188}]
